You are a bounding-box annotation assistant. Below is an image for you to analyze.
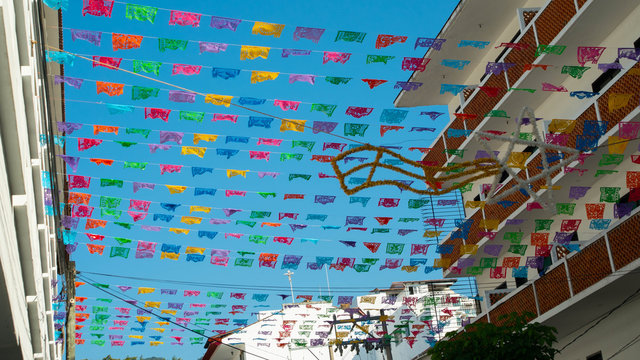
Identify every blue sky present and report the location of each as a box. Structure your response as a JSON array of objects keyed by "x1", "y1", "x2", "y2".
[{"x1": 55, "y1": 0, "x2": 467, "y2": 358}]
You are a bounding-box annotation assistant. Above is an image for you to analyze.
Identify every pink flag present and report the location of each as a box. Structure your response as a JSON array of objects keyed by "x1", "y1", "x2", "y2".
[
  {"x1": 128, "y1": 211, "x2": 147, "y2": 222},
  {"x1": 250, "y1": 151, "x2": 270, "y2": 161},
  {"x1": 172, "y1": 64, "x2": 202, "y2": 76},
  {"x1": 144, "y1": 108, "x2": 171, "y2": 122},
  {"x1": 160, "y1": 164, "x2": 182, "y2": 174},
  {"x1": 274, "y1": 99, "x2": 300, "y2": 111},
  {"x1": 212, "y1": 113, "x2": 238, "y2": 123},
  {"x1": 169, "y1": 10, "x2": 202, "y2": 27},
  {"x1": 257, "y1": 138, "x2": 282, "y2": 146},
  {"x1": 225, "y1": 190, "x2": 246, "y2": 197},
  {"x1": 322, "y1": 52, "x2": 351, "y2": 64}
]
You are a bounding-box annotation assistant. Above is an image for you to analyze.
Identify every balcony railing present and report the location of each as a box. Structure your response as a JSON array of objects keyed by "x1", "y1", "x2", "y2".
[
  {"x1": 469, "y1": 205, "x2": 640, "y2": 326},
  {"x1": 438, "y1": 58, "x2": 640, "y2": 270}
]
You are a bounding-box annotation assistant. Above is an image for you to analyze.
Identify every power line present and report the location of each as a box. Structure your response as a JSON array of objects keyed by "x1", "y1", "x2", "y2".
[
  {"x1": 76, "y1": 273, "x2": 277, "y2": 360},
  {"x1": 607, "y1": 332, "x2": 640, "y2": 359},
  {"x1": 77, "y1": 268, "x2": 640, "y2": 294},
  {"x1": 560, "y1": 285, "x2": 640, "y2": 352}
]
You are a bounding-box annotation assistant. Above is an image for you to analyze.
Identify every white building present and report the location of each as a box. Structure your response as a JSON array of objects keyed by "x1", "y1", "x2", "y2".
[
  {"x1": 202, "y1": 280, "x2": 476, "y2": 360},
  {"x1": 0, "y1": 1, "x2": 65, "y2": 359},
  {"x1": 395, "y1": 0, "x2": 640, "y2": 359}
]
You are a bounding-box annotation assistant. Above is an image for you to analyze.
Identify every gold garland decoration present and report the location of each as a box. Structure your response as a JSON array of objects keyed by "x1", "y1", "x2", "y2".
[{"x1": 330, "y1": 144, "x2": 502, "y2": 196}]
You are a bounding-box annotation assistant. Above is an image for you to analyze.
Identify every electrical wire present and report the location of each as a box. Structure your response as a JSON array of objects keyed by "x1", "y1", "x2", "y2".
[
  {"x1": 76, "y1": 273, "x2": 279, "y2": 360},
  {"x1": 77, "y1": 268, "x2": 640, "y2": 294},
  {"x1": 44, "y1": 45, "x2": 369, "y2": 146},
  {"x1": 607, "y1": 332, "x2": 640, "y2": 359},
  {"x1": 559, "y1": 285, "x2": 640, "y2": 352}
]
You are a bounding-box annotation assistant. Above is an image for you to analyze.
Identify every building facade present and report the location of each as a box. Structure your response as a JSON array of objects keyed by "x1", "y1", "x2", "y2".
[
  {"x1": 395, "y1": 0, "x2": 640, "y2": 359},
  {"x1": 202, "y1": 280, "x2": 477, "y2": 360},
  {"x1": 0, "y1": 1, "x2": 66, "y2": 359}
]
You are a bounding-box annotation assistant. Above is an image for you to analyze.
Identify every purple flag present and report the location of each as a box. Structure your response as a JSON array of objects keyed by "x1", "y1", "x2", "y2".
[
  {"x1": 149, "y1": 144, "x2": 171, "y2": 153},
  {"x1": 484, "y1": 244, "x2": 503, "y2": 256},
  {"x1": 54, "y1": 75, "x2": 84, "y2": 89},
  {"x1": 159, "y1": 131, "x2": 184, "y2": 144},
  {"x1": 345, "y1": 216, "x2": 365, "y2": 226},
  {"x1": 312, "y1": 121, "x2": 338, "y2": 134},
  {"x1": 281, "y1": 49, "x2": 312, "y2": 57},
  {"x1": 57, "y1": 122, "x2": 83, "y2": 134},
  {"x1": 210, "y1": 16, "x2": 241, "y2": 31},
  {"x1": 569, "y1": 186, "x2": 590, "y2": 200},
  {"x1": 210, "y1": 218, "x2": 231, "y2": 225},
  {"x1": 58, "y1": 155, "x2": 80, "y2": 172},
  {"x1": 315, "y1": 195, "x2": 336, "y2": 204},
  {"x1": 293, "y1": 26, "x2": 325, "y2": 43},
  {"x1": 71, "y1": 29, "x2": 102, "y2": 46},
  {"x1": 168, "y1": 90, "x2": 196, "y2": 103},
  {"x1": 132, "y1": 182, "x2": 155, "y2": 193},
  {"x1": 257, "y1": 171, "x2": 279, "y2": 178},
  {"x1": 199, "y1": 41, "x2": 228, "y2": 54},
  {"x1": 289, "y1": 74, "x2": 315, "y2": 85},
  {"x1": 420, "y1": 111, "x2": 444, "y2": 120},
  {"x1": 222, "y1": 208, "x2": 242, "y2": 217}
]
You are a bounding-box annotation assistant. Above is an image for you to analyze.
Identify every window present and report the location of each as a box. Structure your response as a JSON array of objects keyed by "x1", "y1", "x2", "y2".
[
  {"x1": 515, "y1": 276, "x2": 528, "y2": 288},
  {"x1": 592, "y1": 61, "x2": 620, "y2": 93},
  {"x1": 408, "y1": 286, "x2": 415, "y2": 295},
  {"x1": 523, "y1": 145, "x2": 538, "y2": 154},
  {"x1": 586, "y1": 351, "x2": 603, "y2": 360}
]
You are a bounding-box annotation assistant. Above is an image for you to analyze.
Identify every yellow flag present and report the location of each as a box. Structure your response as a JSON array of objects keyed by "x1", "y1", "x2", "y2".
[
  {"x1": 479, "y1": 219, "x2": 500, "y2": 230},
  {"x1": 540, "y1": 185, "x2": 561, "y2": 190},
  {"x1": 180, "y1": 216, "x2": 202, "y2": 225},
  {"x1": 185, "y1": 246, "x2": 205, "y2": 254},
  {"x1": 433, "y1": 258, "x2": 451, "y2": 268},
  {"x1": 401, "y1": 265, "x2": 419, "y2": 273},
  {"x1": 423, "y1": 230, "x2": 442, "y2": 238},
  {"x1": 460, "y1": 244, "x2": 479, "y2": 255},
  {"x1": 251, "y1": 22, "x2": 285, "y2": 37},
  {"x1": 193, "y1": 133, "x2": 218, "y2": 144},
  {"x1": 205, "y1": 94, "x2": 232, "y2": 107},
  {"x1": 360, "y1": 296, "x2": 376, "y2": 304},
  {"x1": 161, "y1": 309, "x2": 177, "y2": 315},
  {"x1": 136, "y1": 316, "x2": 151, "y2": 322},
  {"x1": 144, "y1": 301, "x2": 161, "y2": 308},
  {"x1": 608, "y1": 93, "x2": 633, "y2": 112},
  {"x1": 507, "y1": 152, "x2": 531, "y2": 169},
  {"x1": 155, "y1": 321, "x2": 170, "y2": 326},
  {"x1": 190, "y1": 205, "x2": 211, "y2": 214},
  {"x1": 169, "y1": 228, "x2": 190, "y2": 235},
  {"x1": 465, "y1": 201, "x2": 486, "y2": 209},
  {"x1": 150, "y1": 341, "x2": 163, "y2": 346},
  {"x1": 240, "y1": 45, "x2": 270, "y2": 60},
  {"x1": 151, "y1": 328, "x2": 166, "y2": 333},
  {"x1": 137, "y1": 287, "x2": 155, "y2": 295},
  {"x1": 181, "y1": 146, "x2": 206, "y2": 158},
  {"x1": 161, "y1": 252, "x2": 180, "y2": 260},
  {"x1": 166, "y1": 185, "x2": 187, "y2": 194},
  {"x1": 250, "y1": 70, "x2": 279, "y2": 84},
  {"x1": 129, "y1": 335, "x2": 144, "y2": 339},
  {"x1": 280, "y1": 119, "x2": 306, "y2": 133},
  {"x1": 548, "y1": 119, "x2": 576, "y2": 133},
  {"x1": 608, "y1": 135, "x2": 628, "y2": 154},
  {"x1": 227, "y1": 169, "x2": 249, "y2": 178}
]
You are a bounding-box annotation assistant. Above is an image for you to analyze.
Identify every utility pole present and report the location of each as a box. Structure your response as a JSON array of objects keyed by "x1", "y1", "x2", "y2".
[
  {"x1": 65, "y1": 260, "x2": 76, "y2": 360},
  {"x1": 380, "y1": 309, "x2": 394, "y2": 360},
  {"x1": 283, "y1": 270, "x2": 295, "y2": 301}
]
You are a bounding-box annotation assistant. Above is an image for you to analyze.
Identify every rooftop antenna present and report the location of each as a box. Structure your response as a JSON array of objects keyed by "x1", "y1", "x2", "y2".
[{"x1": 284, "y1": 270, "x2": 295, "y2": 302}]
